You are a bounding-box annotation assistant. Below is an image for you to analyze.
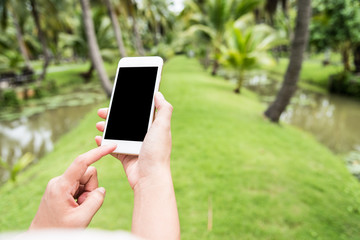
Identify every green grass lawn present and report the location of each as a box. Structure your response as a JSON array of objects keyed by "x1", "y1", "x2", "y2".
[
  {"x1": 1, "y1": 56, "x2": 360, "y2": 239},
  {"x1": 44, "y1": 61, "x2": 118, "y2": 88},
  {"x1": 263, "y1": 56, "x2": 343, "y2": 91}
]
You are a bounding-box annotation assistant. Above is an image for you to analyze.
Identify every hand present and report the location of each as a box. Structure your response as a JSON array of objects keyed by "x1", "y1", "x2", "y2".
[
  {"x1": 96, "y1": 92, "x2": 179, "y2": 240},
  {"x1": 95, "y1": 92, "x2": 173, "y2": 190},
  {"x1": 29, "y1": 144, "x2": 117, "y2": 229}
]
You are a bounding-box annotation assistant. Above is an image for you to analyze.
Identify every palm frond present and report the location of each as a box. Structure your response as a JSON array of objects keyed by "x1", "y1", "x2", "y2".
[
  {"x1": 184, "y1": 24, "x2": 216, "y2": 39},
  {"x1": 235, "y1": 0, "x2": 264, "y2": 18}
]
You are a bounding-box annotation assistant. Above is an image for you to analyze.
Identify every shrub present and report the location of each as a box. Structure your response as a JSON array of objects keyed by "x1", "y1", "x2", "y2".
[
  {"x1": 33, "y1": 85, "x2": 45, "y2": 99},
  {"x1": 1, "y1": 89, "x2": 20, "y2": 108},
  {"x1": 329, "y1": 72, "x2": 360, "y2": 97},
  {"x1": 46, "y1": 79, "x2": 59, "y2": 94}
]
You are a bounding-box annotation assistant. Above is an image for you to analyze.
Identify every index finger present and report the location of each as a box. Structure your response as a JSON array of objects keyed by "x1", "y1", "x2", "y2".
[{"x1": 63, "y1": 144, "x2": 116, "y2": 183}]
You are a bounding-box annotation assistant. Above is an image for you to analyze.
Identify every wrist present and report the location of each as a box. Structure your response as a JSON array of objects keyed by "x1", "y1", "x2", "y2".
[
  {"x1": 133, "y1": 167, "x2": 173, "y2": 195},
  {"x1": 29, "y1": 217, "x2": 47, "y2": 230},
  {"x1": 131, "y1": 166, "x2": 179, "y2": 240}
]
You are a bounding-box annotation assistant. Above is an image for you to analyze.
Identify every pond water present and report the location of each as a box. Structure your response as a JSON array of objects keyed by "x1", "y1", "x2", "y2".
[
  {"x1": 245, "y1": 74, "x2": 360, "y2": 155},
  {"x1": 0, "y1": 89, "x2": 105, "y2": 183}
]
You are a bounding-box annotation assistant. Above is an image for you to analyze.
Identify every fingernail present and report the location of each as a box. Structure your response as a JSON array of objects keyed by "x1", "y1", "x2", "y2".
[
  {"x1": 98, "y1": 187, "x2": 106, "y2": 194},
  {"x1": 99, "y1": 108, "x2": 107, "y2": 111}
]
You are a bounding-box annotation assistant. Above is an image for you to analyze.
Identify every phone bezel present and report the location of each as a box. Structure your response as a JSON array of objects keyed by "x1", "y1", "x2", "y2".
[{"x1": 101, "y1": 56, "x2": 163, "y2": 155}]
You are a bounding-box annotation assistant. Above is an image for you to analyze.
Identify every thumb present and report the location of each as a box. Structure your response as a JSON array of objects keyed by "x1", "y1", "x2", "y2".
[
  {"x1": 78, "y1": 187, "x2": 106, "y2": 221},
  {"x1": 154, "y1": 92, "x2": 173, "y2": 125}
]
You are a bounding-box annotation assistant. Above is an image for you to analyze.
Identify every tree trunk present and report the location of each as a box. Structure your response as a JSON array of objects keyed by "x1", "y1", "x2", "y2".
[
  {"x1": 154, "y1": 21, "x2": 161, "y2": 46},
  {"x1": 211, "y1": 46, "x2": 221, "y2": 75},
  {"x1": 211, "y1": 59, "x2": 219, "y2": 76},
  {"x1": 53, "y1": 33, "x2": 61, "y2": 65},
  {"x1": 234, "y1": 71, "x2": 244, "y2": 94},
  {"x1": 322, "y1": 48, "x2": 331, "y2": 66},
  {"x1": 132, "y1": 17, "x2": 145, "y2": 55},
  {"x1": 265, "y1": 0, "x2": 278, "y2": 25},
  {"x1": 342, "y1": 47, "x2": 351, "y2": 72},
  {"x1": 354, "y1": 45, "x2": 360, "y2": 73},
  {"x1": 30, "y1": 0, "x2": 50, "y2": 81},
  {"x1": 126, "y1": 0, "x2": 145, "y2": 55},
  {"x1": 80, "y1": 62, "x2": 94, "y2": 83},
  {"x1": 254, "y1": 8, "x2": 261, "y2": 24},
  {"x1": 80, "y1": 0, "x2": 112, "y2": 97},
  {"x1": 104, "y1": 0, "x2": 127, "y2": 58},
  {"x1": 12, "y1": 9, "x2": 32, "y2": 70},
  {"x1": 204, "y1": 48, "x2": 211, "y2": 69},
  {"x1": 264, "y1": 0, "x2": 311, "y2": 123}
]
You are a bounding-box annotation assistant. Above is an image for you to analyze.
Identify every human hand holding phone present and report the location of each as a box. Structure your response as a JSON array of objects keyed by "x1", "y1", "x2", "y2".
[
  {"x1": 28, "y1": 92, "x2": 179, "y2": 240},
  {"x1": 96, "y1": 92, "x2": 180, "y2": 240},
  {"x1": 101, "y1": 56, "x2": 163, "y2": 155},
  {"x1": 95, "y1": 92, "x2": 173, "y2": 190}
]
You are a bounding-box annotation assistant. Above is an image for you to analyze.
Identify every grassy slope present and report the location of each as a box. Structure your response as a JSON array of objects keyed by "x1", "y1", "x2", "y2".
[
  {"x1": 1, "y1": 56, "x2": 360, "y2": 239},
  {"x1": 43, "y1": 61, "x2": 117, "y2": 88},
  {"x1": 263, "y1": 57, "x2": 343, "y2": 92}
]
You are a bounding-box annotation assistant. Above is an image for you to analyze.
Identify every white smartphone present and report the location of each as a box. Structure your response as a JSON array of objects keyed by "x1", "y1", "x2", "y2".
[{"x1": 101, "y1": 56, "x2": 163, "y2": 155}]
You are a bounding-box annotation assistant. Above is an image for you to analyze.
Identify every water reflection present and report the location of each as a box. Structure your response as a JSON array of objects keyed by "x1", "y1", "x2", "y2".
[
  {"x1": 0, "y1": 104, "x2": 97, "y2": 182},
  {"x1": 246, "y1": 75, "x2": 360, "y2": 154}
]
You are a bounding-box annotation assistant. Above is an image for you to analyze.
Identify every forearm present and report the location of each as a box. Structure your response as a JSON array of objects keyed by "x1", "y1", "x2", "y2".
[{"x1": 132, "y1": 170, "x2": 180, "y2": 240}]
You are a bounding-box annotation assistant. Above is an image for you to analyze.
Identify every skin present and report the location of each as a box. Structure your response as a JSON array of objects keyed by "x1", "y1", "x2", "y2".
[
  {"x1": 30, "y1": 92, "x2": 180, "y2": 240},
  {"x1": 29, "y1": 144, "x2": 116, "y2": 229}
]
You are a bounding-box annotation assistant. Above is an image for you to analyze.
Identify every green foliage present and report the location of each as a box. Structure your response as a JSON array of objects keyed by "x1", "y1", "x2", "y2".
[
  {"x1": 182, "y1": 0, "x2": 262, "y2": 62},
  {"x1": 220, "y1": 15, "x2": 287, "y2": 92},
  {"x1": 1, "y1": 57, "x2": 360, "y2": 239},
  {"x1": 0, "y1": 24, "x2": 25, "y2": 71},
  {"x1": 0, "y1": 50, "x2": 23, "y2": 70},
  {"x1": 139, "y1": 0, "x2": 176, "y2": 47},
  {"x1": 0, "y1": 89, "x2": 20, "y2": 108},
  {"x1": 0, "y1": 0, "x2": 10, "y2": 30},
  {"x1": 31, "y1": 79, "x2": 61, "y2": 99},
  {"x1": 310, "y1": 0, "x2": 360, "y2": 51},
  {"x1": 60, "y1": 7, "x2": 117, "y2": 61},
  {"x1": 33, "y1": 85, "x2": 45, "y2": 99},
  {"x1": 150, "y1": 43, "x2": 175, "y2": 61},
  {"x1": 47, "y1": 79, "x2": 59, "y2": 94},
  {"x1": 0, "y1": 153, "x2": 35, "y2": 182},
  {"x1": 329, "y1": 72, "x2": 360, "y2": 97}
]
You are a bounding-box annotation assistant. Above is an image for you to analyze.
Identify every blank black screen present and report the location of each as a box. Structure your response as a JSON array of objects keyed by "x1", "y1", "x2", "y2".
[{"x1": 105, "y1": 67, "x2": 158, "y2": 141}]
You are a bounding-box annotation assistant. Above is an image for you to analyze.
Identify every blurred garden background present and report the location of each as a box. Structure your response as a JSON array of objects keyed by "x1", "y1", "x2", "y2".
[{"x1": 0, "y1": 0, "x2": 360, "y2": 239}]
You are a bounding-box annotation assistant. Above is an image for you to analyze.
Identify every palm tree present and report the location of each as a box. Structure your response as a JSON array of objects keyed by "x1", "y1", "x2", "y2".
[
  {"x1": 80, "y1": 0, "x2": 112, "y2": 97},
  {"x1": 124, "y1": 0, "x2": 145, "y2": 55},
  {"x1": 141, "y1": 0, "x2": 175, "y2": 46},
  {"x1": 264, "y1": 0, "x2": 288, "y2": 25},
  {"x1": 0, "y1": 32, "x2": 24, "y2": 71},
  {"x1": 104, "y1": 0, "x2": 127, "y2": 57},
  {"x1": 12, "y1": 11, "x2": 32, "y2": 70},
  {"x1": 29, "y1": 0, "x2": 51, "y2": 81},
  {"x1": 184, "y1": 0, "x2": 262, "y2": 75},
  {"x1": 264, "y1": 0, "x2": 312, "y2": 122},
  {"x1": 61, "y1": 8, "x2": 118, "y2": 81},
  {"x1": 0, "y1": 0, "x2": 32, "y2": 70},
  {"x1": 41, "y1": 0, "x2": 75, "y2": 64},
  {"x1": 221, "y1": 15, "x2": 287, "y2": 93}
]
